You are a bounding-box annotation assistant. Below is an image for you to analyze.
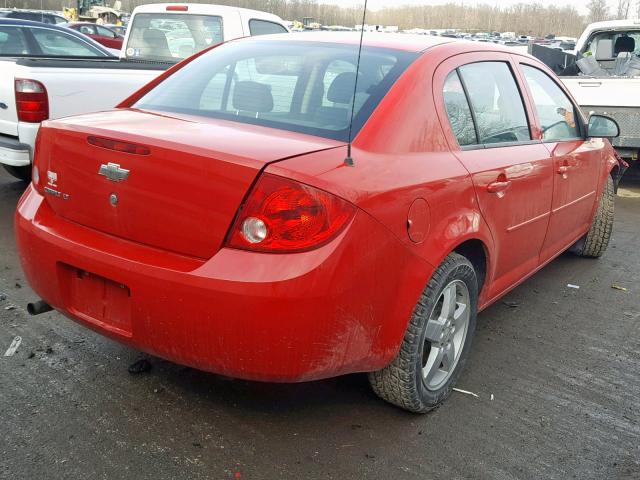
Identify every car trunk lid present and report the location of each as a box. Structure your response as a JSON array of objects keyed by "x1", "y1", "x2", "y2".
[{"x1": 36, "y1": 109, "x2": 343, "y2": 259}]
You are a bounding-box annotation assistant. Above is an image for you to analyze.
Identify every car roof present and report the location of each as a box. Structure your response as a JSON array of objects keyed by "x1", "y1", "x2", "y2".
[
  {"x1": 242, "y1": 31, "x2": 454, "y2": 52},
  {"x1": 240, "y1": 31, "x2": 527, "y2": 55},
  {"x1": 0, "y1": 17, "x2": 67, "y2": 28},
  {"x1": 0, "y1": 9, "x2": 65, "y2": 18}
]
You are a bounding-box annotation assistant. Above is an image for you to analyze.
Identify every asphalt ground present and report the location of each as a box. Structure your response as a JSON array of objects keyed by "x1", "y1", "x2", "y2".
[{"x1": 1, "y1": 167, "x2": 638, "y2": 480}]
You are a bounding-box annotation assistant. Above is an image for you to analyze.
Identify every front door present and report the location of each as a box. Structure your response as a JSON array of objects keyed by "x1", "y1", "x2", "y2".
[
  {"x1": 434, "y1": 54, "x2": 554, "y2": 300},
  {"x1": 517, "y1": 62, "x2": 602, "y2": 262}
]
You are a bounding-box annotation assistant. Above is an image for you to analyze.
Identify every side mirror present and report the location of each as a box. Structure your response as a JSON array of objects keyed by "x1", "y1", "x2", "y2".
[{"x1": 587, "y1": 114, "x2": 620, "y2": 139}]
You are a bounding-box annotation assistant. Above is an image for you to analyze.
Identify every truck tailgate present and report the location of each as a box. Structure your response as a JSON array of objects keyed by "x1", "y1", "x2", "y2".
[
  {"x1": 563, "y1": 77, "x2": 640, "y2": 107},
  {"x1": 0, "y1": 60, "x2": 18, "y2": 136}
]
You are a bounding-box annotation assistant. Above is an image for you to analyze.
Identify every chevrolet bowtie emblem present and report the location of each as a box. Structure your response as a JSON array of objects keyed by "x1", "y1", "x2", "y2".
[{"x1": 98, "y1": 163, "x2": 130, "y2": 182}]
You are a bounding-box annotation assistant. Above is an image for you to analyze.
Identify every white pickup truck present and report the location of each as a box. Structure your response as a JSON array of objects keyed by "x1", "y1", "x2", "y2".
[
  {"x1": 0, "y1": 3, "x2": 288, "y2": 180},
  {"x1": 534, "y1": 20, "x2": 640, "y2": 166}
]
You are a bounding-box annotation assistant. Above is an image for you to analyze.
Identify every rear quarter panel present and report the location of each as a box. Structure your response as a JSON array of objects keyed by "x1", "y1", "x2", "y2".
[{"x1": 268, "y1": 46, "x2": 495, "y2": 303}]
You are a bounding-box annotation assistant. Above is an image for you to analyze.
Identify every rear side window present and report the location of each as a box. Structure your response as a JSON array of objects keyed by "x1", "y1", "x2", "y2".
[
  {"x1": 521, "y1": 65, "x2": 581, "y2": 142},
  {"x1": 79, "y1": 25, "x2": 96, "y2": 35},
  {"x1": 31, "y1": 28, "x2": 102, "y2": 56},
  {"x1": 96, "y1": 26, "x2": 116, "y2": 38},
  {"x1": 442, "y1": 71, "x2": 477, "y2": 146},
  {"x1": 458, "y1": 62, "x2": 531, "y2": 145},
  {"x1": 249, "y1": 19, "x2": 287, "y2": 36},
  {"x1": 0, "y1": 26, "x2": 29, "y2": 55}
]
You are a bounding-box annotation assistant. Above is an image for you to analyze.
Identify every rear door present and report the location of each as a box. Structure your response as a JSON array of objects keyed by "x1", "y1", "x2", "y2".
[
  {"x1": 96, "y1": 26, "x2": 121, "y2": 49},
  {"x1": 434, "y1": 52, "x2": 554, "y2": 299},
  {"x1": 77, "y1": 24, "x2": 99, "y2": 43},
  {"x1": 517, "y1": 61, "x2": 602, "y2": 261}
]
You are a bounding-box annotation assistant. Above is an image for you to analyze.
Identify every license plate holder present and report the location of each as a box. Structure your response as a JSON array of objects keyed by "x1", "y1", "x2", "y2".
[{"x1": 61, "y1": 265, "x2": 132, "y2": 336}]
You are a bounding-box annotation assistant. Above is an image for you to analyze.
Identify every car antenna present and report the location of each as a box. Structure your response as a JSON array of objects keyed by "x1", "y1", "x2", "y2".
[{"x1": 344, "y1": 0, "x2": 368, "y2": 167}]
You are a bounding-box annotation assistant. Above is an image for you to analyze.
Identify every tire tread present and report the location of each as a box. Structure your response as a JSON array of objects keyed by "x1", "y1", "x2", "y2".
[
  {"x1": 368, "y1": 253, "x2": 474, "y2": 413},
  {"x1": 580, "y1": 175, "x2": 614, "y2": 258}
]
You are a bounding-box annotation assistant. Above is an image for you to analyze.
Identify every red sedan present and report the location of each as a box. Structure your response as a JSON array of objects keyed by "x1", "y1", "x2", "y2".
[
  {"x1": 64, "y1": 22, "x2": 123, "y2": 50},
  {"x1": 16, "y1": 33, "x2": 621, "y2": 412}
]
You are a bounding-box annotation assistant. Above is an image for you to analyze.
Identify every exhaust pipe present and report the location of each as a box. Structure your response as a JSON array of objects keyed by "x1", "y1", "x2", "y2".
[{"x1": 27, "y1": 300, "x2": 53, "y2": 316}]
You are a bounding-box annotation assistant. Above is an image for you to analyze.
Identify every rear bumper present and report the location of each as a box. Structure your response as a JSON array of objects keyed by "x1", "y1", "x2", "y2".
[
  {"x1": 15, "y1": 186, "x2": 431, "y2": 382},
  {"x1": 0, "y1": 135, "x2": 30, "y2": 167}
]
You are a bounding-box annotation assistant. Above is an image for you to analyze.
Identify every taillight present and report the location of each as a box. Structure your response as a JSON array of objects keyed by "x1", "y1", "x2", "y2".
[
  {"x1": 226, "y1": 174, "x2": 355, "y2": 253},
  {"x1": 15, "y1": 79, "x2": 48, "y2": 123},
  {"x1": 166, "y1": 5, "x2": 188, "y2": 11}
]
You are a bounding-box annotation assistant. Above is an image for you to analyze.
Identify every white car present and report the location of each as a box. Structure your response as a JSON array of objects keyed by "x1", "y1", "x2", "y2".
[{"x1": 0, "y1": 3, "x2": 288, "y2": 180}]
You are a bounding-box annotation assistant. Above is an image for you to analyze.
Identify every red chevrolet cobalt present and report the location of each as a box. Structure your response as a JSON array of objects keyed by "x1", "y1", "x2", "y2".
[{"x1": 16, "y1": 33, "x2": 621, "y2": 412}]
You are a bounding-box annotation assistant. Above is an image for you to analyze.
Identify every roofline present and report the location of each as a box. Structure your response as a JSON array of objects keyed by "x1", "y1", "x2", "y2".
[{"x1": 130, "y1": 2, "x2": 284, "y2": 20}]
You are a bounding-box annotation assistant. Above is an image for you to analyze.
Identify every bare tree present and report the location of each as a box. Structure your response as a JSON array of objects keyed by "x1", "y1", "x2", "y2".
[
  {"x1": 3, "y1": 0, "x2": 590, "y2": 37},
  {"x1": 587, "y1": 0, "x2": 610, "y2": 22},
  {"x1": 616, "y1": 0, "x2": 631, "y2": 18}
]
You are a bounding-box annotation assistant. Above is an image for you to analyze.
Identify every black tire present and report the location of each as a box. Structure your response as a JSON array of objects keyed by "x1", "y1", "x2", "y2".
[
  {"x1": 572, "y1": 175, "x2": 614, "y2": 258},
  {"x1": 2, "y1": 164, "x2": 31, "y2": 182},
  {"x1": 368, "y1": 253, "x2": 478, "y2": 413}
]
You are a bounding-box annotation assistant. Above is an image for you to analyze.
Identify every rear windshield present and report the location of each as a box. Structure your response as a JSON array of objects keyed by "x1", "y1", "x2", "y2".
[
  {"x1": 584, "y1": 30, "x2": 640, "y2": 57},
  {"x1": 134, "y1": 40, "x2": 417, "y2": 141},
  {"x1": 125, "y1": 13, "x2": 223, "y2": 62}
]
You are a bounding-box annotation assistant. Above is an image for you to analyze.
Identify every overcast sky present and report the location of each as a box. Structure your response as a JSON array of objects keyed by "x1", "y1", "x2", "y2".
[{"x1": 321, "y1": 0, "x2": 622, "y2": 16}]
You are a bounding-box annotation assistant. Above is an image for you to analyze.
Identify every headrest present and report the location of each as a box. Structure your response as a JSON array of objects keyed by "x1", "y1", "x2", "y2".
[
  {"x1": 327, "y1": 72, "x2": 357, "y2": 104},
  {"x1": 232, "y1": 81, "x2": 274, "y2": 113},
  {"x1": 595, "y1": 38, "x2": 614, "y2": 60},
  {"x1": 143, "y1": 29, "x2": 166, "y2": 42},
  {"x1": 615, "y1": 35, "x2": 635, "y2": 55}
]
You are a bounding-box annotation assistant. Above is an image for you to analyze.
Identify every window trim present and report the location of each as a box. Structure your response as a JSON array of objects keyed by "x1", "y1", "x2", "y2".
[
  {"x1": 248, "y1": 18, "x2": 288, "y2": 36},
  {"x1": 517, "y1": 61, "x2": 586, "y2": 143},
  {"x1": 454, "y1": 68, "x2": 481, "y2": 147},
  {"x1": 461, "y1": 139, "x2": 543, "y2": 151},
  {"x1": 447, "y1": 60, "x2": 534, "y2": 150}
]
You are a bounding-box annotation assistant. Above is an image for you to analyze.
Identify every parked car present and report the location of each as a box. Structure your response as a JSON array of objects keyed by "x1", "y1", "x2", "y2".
[
  {"x1": 0, "y1": 8, "x2": 67, "y2": 25},
  {"x1": 16, "y1": 33, "x2": 621, "y2": 413},
  {"x1": 0, "y1": 18, "x2": 114, "y2": 57},
  {"x1": 64, "y1": 22, "x2": 124, "y2": 50},
  {"x1": 0, "y1": 4, "x2": 288, "y2": 181}
]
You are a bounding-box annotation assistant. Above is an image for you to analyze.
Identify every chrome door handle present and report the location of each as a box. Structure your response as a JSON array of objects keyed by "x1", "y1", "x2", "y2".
[
  {"x1": 578, "y1": 81, "x2": 602, "y2": 87},
  {"x1": 557, "y1": 165, "x2": 569, "y2": 175}
]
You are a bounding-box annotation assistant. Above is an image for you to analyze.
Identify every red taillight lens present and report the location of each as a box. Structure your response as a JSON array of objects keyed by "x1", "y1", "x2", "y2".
[
  {"x1": 87, "y1": 136, "x2": 150, "y2": 155},
  {"x1": 226, "y1": 174, "x2": 356, "y2": 253},
  {"x1": 166, "y1": 5, "x2": 188, "y2": 10},
  {"x1": 15, "y1": 79, "x2": 48, "y2": 123}
]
